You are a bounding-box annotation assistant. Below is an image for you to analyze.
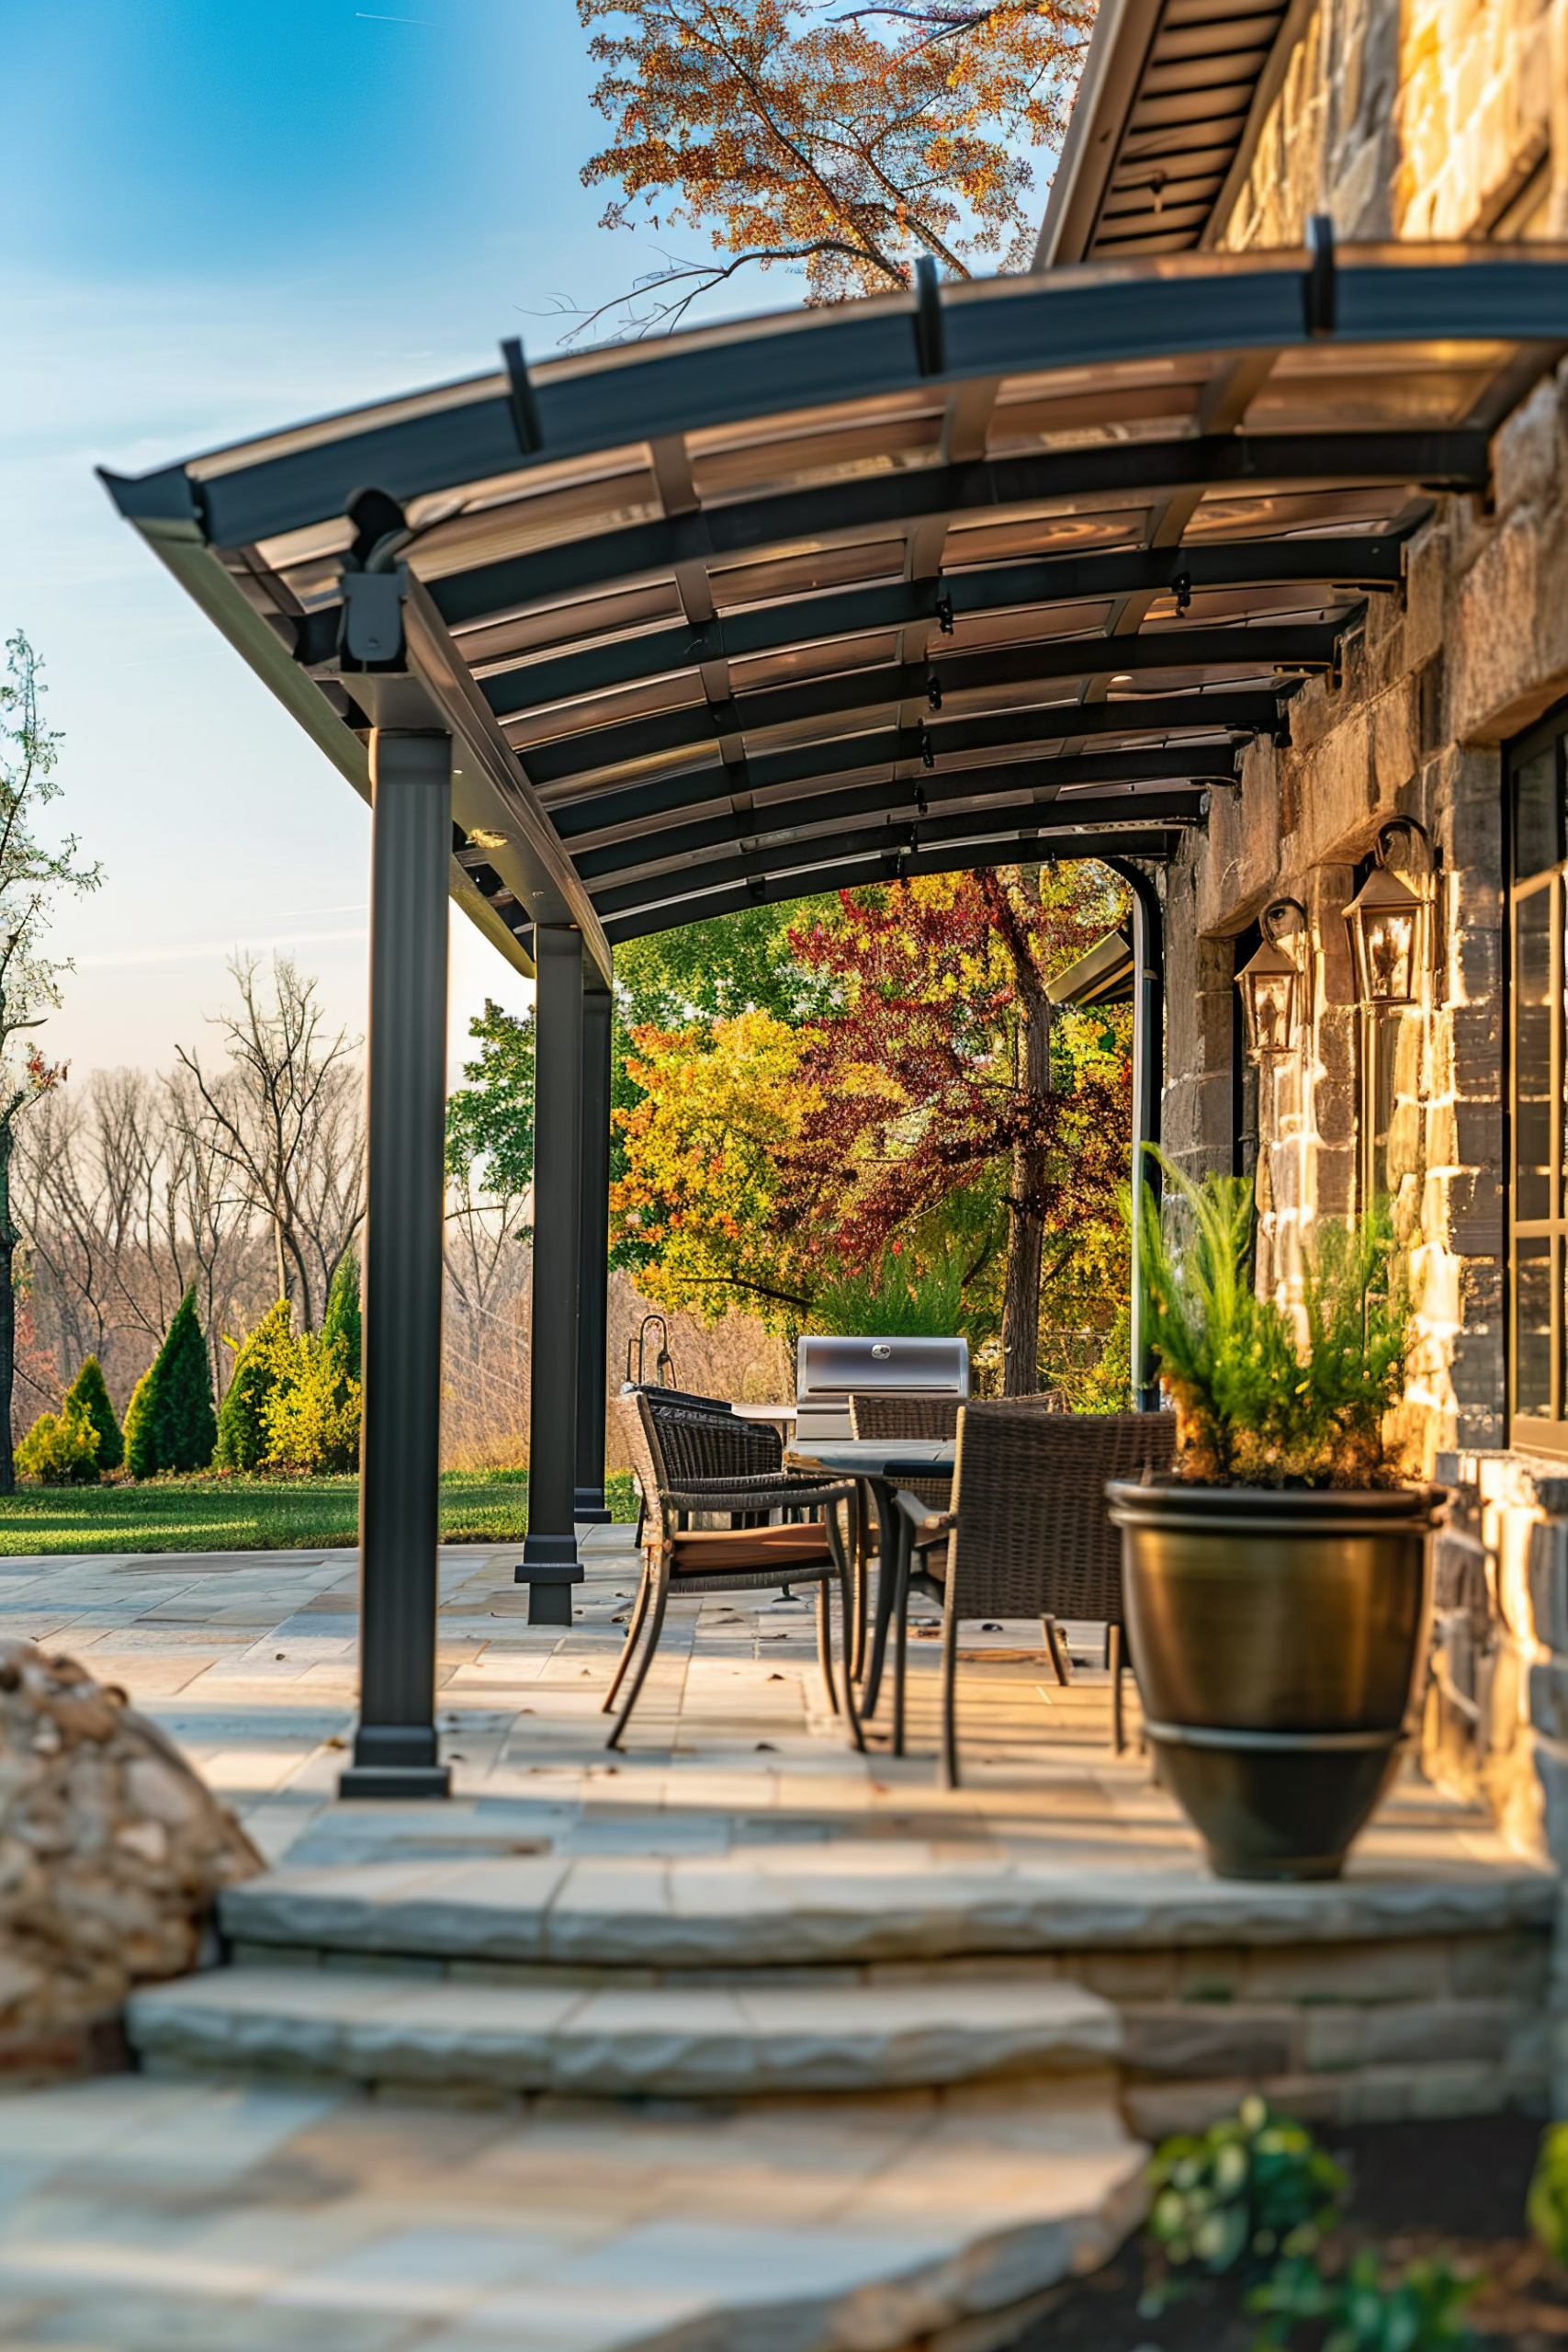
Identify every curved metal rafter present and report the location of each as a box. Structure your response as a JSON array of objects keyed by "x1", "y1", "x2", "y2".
[
  {"x1": 601, "y1": 827, "x2": 1188, "y2": 944},
  {"x1": 433, "y1": 431, "x2": 1483, "y2": 639},
  {"x1": 509, "y1": 624, "x2": 1337, "y2": 787},
  {"x1": 570, "y1": 746, "x2": 1240, "y2": 877},
  {"x1": 586, "y1": 792, "x2": 1210, "y2": 919},
  {"x1": 475, "y1": 536, "x2": 1404, "y2": 720},
  {"x1": 547, "y1": 693, "x2": 1280, "y2": 839}
]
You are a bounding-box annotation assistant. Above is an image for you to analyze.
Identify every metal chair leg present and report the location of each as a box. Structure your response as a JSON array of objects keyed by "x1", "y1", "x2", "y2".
[
  {"x1": 939, "y1": 1589, "x2": 961, "y2": 1790},
  {"x1": 606, "y1": 1566, "x2": 671, "y2": 1750},
  {"x1": 816, "y1": 1574, "x2": 840, "y2": 1716},
  {"x1": 891, "y1": 1553, "x2": 911, "y2": 1757},
  {"x1": 602, "y1": 1565, "x2": 654, "y2": 1712},
  {"x1": 836, "y1": 1567, "x2": 866, "y2": 1755},
  {"x1": 821, "y1": 1511, "x2": 867, "y2": 1756},
  {"x1": 1042, "y1": 1615, "x2": 1073, "y2": 1686},
  {"x1": 1108, "y1": 1621, "x2": 1126, "y2": 1757},
  {"x1": 860, "y1": 1479, "x2": 901, "y2": 1717}
]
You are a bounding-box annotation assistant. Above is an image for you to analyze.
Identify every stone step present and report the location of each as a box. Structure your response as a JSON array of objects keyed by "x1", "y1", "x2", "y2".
[
  {"x1": 1, "y1": 2069, "x2": 1147, "y2": 2352},
  {"x1": 218, "y1": 1847, "x2": 1557, "y2": 1973},
  {"x1": 127, "y1": 1963, "x2": 1120, "y2": 2098}
]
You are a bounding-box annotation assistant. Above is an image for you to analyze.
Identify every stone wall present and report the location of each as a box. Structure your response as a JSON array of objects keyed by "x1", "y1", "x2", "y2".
[
  {"x1": 1219, "y1": 0, "x2": 1565, "y2": 249},
  {"x1": 1157, "y1": 0, "x2": 1568, "y2": 1844}
]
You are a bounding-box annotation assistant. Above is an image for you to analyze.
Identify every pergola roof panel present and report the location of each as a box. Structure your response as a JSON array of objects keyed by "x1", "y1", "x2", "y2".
[{"x1": 101, "y1": 241, "x2": 1568, "y2": 970}]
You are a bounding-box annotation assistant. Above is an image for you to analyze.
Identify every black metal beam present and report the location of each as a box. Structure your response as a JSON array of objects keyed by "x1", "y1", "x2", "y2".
[
  {"x1": 570, "y1": 746, "x2": 1238, "y2": 879},
  {"x1": 548, "y1": 692, "x2": 1280, "y2": 838},
  {"x1": 518, "y1": 927, "x2": 586, "y2": 1615},
  {"x1": 603, "y1": 828, "x2": 1185, "y2": 943},
  {"x1": 587, "y1": 793, "x2": 1209, "y2": 918},
  {"x1": 479, "y1": 538, "x2": 1401, "y2": 720},
  {"x1": 513, "y1": 626, "x2": 1333, "y2": 788},
  {"x1": 436, "y1": 433, "x2": 1483, "y2": 637},
  {"x1": 342, "y1": 728, "x2": 453, "y2": 1802}
]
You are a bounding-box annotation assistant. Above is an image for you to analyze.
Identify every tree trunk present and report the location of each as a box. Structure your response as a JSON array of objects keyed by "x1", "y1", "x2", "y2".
[
  {"x1": 0, "y1": 1128, "x2": 16, "y2": 1493},
  {"x1": 987, "y1": 875, "x2": 1054, "y2": 1398}
]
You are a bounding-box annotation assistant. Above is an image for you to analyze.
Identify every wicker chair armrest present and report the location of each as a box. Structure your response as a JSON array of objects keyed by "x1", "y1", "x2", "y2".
[
  {"x1": 891, "y1": 1489, "x2": 956, "y2": 1544},
  {"x1": 662, "y1": 1476, "x2": 856, "y2": 1513}
]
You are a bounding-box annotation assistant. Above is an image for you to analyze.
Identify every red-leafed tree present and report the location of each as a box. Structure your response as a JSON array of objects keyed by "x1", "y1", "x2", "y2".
[{"x1": 779, "y1": 865, "x2": 1128, "y2": 1392}]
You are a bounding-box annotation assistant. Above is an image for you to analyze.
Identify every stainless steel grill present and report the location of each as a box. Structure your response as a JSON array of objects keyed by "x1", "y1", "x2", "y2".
[{"x1": 795, "y1": 1335, "x2": 970, "y2": 1443}]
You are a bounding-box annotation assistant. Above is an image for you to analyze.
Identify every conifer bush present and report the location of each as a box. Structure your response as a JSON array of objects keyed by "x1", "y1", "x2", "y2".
[
  {"x1": 63, "y1": 1354, "x2": 122, "y2": 1472},
  {"x1": 215, "y1": 1301, "x2": 293, "y2": 1472},
  {"x1": 124, "y1": 1289, "x2": 218, "y2": 1476},
  {"x1": 122, "y1": 1366, "x2": 154, "y2": 1479},
  {"x1": 321, "y1": 1253, "x2": 361, "y2": 1391}
]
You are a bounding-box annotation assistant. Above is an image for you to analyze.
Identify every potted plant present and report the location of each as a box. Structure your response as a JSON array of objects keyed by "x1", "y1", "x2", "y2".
[{"x1": 1106, "y1": 1160, "x2": 1446, "y2": 1882}]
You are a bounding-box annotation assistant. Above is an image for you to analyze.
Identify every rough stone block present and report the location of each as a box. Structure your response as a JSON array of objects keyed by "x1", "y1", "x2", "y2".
[
  {"x1": 1447, "y1": 1929, "x2": 1550, "y2": 2000},
  {"x1": 1361, "y1": 1999, "x2": 1515, "y2": 2066},
  {"x1": 1240, "y1": 1939, "x2": 1449, "y2": 2005},
  {"x1": 1301, "y1": 2008, "x2": 1364, "y2": 2072},
  {"x1": 1533, "y1": 1734, "x2": 1568, "y2": 1867},
  {"x1": 1121, "y1": 2006, "x2": 1297, "y2": 2079},
  {"x1": 1529, "y1": 1520, "x2": 1568, "y2": 1653}
]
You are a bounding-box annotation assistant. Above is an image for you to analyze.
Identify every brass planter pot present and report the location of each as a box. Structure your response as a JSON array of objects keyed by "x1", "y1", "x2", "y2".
[{"x1": 1105, "y1": 1479, "x2": 1446, "y2": 1882}]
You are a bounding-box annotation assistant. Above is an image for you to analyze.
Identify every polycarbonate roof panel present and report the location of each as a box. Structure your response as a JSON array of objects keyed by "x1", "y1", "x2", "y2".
[{"x1": 100, "y1": 240, "x2": 1568, "y2": 961}]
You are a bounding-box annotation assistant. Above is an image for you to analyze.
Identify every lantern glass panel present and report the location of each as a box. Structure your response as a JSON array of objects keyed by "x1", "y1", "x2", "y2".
[
  {"x1": 1248, "y1": 968, "x2": 1296, "y2": 1056},
  {"x1": 1358, "y1": 904, "x2": 1418, "y2": 1004}
]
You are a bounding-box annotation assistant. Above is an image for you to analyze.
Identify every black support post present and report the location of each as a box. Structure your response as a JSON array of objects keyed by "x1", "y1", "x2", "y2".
[
  {"x1": 343, "y1": 729, "x2": 452, "y2": 1799},
  {"x1": 575, "y1": 983, "x2": 613, "y2": 1524},
  {"x1": 518, "y1": 925, "x2": 586, "y2": 1620},
  {"x1": 1108, "y1": 859, "x2": 1165, "y2": 1414}
]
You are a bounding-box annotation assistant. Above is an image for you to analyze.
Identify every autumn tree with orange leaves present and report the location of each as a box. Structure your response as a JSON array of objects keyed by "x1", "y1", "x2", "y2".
[
  {"x1": 780, "y1": 868, "x2": 1129, "y2": 1395},
  {"x1": 574, "y1": 0, "x2": 1091, "y2": 331}
]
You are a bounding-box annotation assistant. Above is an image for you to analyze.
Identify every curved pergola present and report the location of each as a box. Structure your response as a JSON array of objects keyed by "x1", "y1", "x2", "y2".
[{"x1": 102, "y1": 232, "x2": 1568, "y2": 1792}]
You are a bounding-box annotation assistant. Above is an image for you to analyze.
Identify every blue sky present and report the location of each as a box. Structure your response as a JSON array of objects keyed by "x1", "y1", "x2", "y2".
[{"x1": 0, "y1": 0, "x2": 750, "y2": 1076}]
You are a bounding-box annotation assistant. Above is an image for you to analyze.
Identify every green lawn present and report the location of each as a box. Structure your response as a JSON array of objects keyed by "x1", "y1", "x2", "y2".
[{"x1": 0, "y1": 1469, "x2": 638, "y2": 1555}]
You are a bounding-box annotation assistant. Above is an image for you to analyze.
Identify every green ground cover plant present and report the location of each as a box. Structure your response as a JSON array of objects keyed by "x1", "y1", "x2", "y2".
[
  {"x1": 1142, "y1": 2099, "x2": 1482, "y2": 2349},
  {"x1": 0, "y1": 1468, "x2": 638, "y2": 1554}
]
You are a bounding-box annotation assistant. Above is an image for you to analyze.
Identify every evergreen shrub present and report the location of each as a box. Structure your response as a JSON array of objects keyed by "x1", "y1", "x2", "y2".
[
  {"x1": 215, "y1": 1301, "x2": 293, "y2": 1471},
  {"x1": 125, "y1": 1288, "x2": 218, "y2": 1476},
  {"x1": 63, "y1": 1354, "x2": 122, "y2": 1471}
]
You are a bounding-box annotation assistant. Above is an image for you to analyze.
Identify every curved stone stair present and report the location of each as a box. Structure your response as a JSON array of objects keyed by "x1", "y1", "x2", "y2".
[{"x1": 128, "y1": 1963, "x2": 1120, "y2": 2098}]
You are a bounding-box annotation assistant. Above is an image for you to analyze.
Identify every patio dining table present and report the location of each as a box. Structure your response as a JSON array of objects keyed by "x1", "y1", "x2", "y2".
[{"x1": 787, "y1": 1438, "x2": 956, "y2": 1716}]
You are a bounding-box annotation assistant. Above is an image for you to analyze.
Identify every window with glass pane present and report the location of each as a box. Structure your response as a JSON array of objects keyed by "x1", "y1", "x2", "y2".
[{"x1": 1510, "y1": 717, "x2": 1568, "y2": 1449}]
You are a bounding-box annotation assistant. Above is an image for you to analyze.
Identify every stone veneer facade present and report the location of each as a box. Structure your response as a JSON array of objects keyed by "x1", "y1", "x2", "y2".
[{"x1": 1159, "y1": 0, "x2": 1568, "y2": 1856}]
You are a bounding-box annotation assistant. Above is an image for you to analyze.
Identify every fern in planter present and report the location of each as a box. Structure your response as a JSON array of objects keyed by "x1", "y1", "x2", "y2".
[{"x1": 1133, "y1": 1156, "x2": 1410, "y2": 1488}]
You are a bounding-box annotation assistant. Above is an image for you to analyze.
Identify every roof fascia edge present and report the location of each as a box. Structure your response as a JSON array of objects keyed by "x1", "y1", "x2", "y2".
[
  {"x1": 1199, "y1": 0, "x2": 1320, "y2": 251},
  {"x1": 103, "y1": 486, "x2": 538, "y2": 983},
  {"x1": 1033, "y1": 0, "x2": 1165, "y2": 268}
]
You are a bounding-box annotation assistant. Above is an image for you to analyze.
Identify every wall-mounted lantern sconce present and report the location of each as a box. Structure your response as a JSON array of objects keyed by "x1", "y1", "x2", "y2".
[
  {"x1": 1342, "y1": 819, "x2": 1430, "y2": 1008},
  {"x1": 1235, "y1": 898, "x2": 1311, "y2": 1060}
]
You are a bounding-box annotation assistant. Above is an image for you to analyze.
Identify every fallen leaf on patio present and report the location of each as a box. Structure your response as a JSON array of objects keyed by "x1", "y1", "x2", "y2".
[
  {"x1": 755, "y1": 1741, "x2": 777, "y2": 1752},
  {"x1": 767, "y1": 1672, "x2": 784, "y2": 1681},
  {"x1": 980, "y1": 1623, "x2": 1003, "y2": 1632},
  {"x1": 275, "y1": 1653, "x2": 286, "y2": 1660},
  {"x1": 323, "y1": 1736, "x2": 346, "y2": 1749}
]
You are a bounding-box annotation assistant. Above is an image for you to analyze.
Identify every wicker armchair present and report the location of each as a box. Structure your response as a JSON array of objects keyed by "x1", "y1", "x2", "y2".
[
  {"x1": 846, "y1": 1393, "x2": 959, "y2": 1708},
  {"x1": 894, "y1": 1403, "x2": 1176, "y2": 1784},
  {"x1": 606, "y1": 1391, "x2": 863, "y2": 1753}
]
